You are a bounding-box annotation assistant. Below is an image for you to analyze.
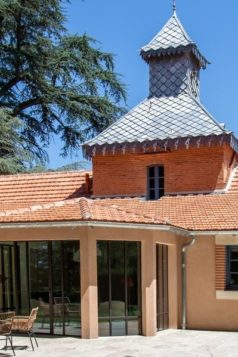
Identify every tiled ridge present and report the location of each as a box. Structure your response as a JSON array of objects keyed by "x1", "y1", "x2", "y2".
[
  {"x1": 79, "y1": 198, "x2": 92, "y2": 220},
  {"x1": 95, "y1": 199, "x2": 166, "y2": 225},
  {"x1": 0, "y1": 197, "x2": 168, "y2": 226}
]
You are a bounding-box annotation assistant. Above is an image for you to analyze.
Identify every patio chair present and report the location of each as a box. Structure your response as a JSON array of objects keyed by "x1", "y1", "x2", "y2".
[
  {"x1": 0, "y1": 313, "x2": 15, "y2": 356},
  {"x1": 12, "y1": 307, "x2": 39, "y2": 351},
  {"x1": 54, "y1": 297, "x2": 80, "y2": 325}
]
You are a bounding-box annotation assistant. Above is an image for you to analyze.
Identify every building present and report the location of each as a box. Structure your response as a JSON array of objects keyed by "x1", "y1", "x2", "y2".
[{"x1": 0, "y1": 7, "x2": 238, "y2": 339}]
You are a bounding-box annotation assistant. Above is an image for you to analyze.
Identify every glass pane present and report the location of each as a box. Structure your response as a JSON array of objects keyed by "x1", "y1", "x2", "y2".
[
  {"x1": 111, "y1": 242, "x2": 125, "y2": 317},
  {"x1": 0, "y1": 246, "x2": 2, "y2": 310},
  {"x1": 149, "y1": 190, "x2": 155, "y2": 200},
  {"x1": 52, "y1": 242, "x2": 63, "y2": 335},
  {"x1": 29, "y1": 242, "x2": 50, "y2": 334},
  {"x1": 128, "y1": 319, "x2": 139, "y2": 335},
  {"x1": 231, "y1": 249, "x2": 238, "y2": 260},
  {"x1": 231, "y1": 262, "x2": 238, "y2": 272},
  {"x1": 159, "y1": 178, "x2": 164, "y2": 188},
  {"x1": 126, "y1": 243, "x2": 140, "y2": 319},
  {"x1": 230, "y1": 274, "x2": 238, "y2": 286},
  {"x1": 158, "y1": 166, "x2": 164, "y2": 177},
  {"x1": 149, "y1": 167, "x2": 155, "y2": 177},
  {"x1": 0, "y1": 243, "x2": 15, "y2": 312},
  {"x1": 159, "y1": 189, "x2": 165, "y2": 198},
  {"x1": 4, "y1": 246, "x2": 14, "y2": 311},
  {"x1": 97, "y1": 241, "x2": 141, "y2": 337},
  {"x1": 63, "y1": 241, "x2": 81, "y2": 337},
  {"x1": 98, "y1": 242, "x2": 109, "y2": 317},
  {"x1": 149, "y1": 178, "x2": 155, "y2": 189},
  {"x1": 98, "y1": 319, "x2": 110, "y2": 336},
  {"x1": 111, "y1": 319, "x2": 126, "y2": 336},
  {"x1": 18, "y1": 243, "x2": 30, "y2": 315},
  {"x1": 156, "y1": 245, "x2": 169, "y2": 331}
]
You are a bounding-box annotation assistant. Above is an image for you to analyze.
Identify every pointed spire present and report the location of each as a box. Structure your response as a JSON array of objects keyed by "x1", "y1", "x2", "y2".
[
  {"x1": 173, "y1": 0, "x2": 176, "y2": 14},
  {"x1": 140, "y1": 10, "x2": 209, "y2": 68}
]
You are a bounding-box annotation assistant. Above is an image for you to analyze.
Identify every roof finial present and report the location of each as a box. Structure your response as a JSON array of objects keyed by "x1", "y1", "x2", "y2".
[{"x1": 173, "y1": 0, "x2": 176, "y2": 14}]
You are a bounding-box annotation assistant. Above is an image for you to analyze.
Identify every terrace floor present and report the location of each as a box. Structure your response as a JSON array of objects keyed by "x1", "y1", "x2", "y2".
[{"x1": 2, "y1": 329, "x2": 238, "y2": 356}]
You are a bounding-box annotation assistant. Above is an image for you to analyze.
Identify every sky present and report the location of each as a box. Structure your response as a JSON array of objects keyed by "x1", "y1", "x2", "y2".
[{"x1": 47, "y1": 0, "x2": 238, "y2": 169}]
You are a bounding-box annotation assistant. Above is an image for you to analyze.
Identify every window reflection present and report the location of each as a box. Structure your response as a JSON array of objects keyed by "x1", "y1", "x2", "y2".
[
  {"x1": 97, "y1": 241, "x2": 141, "y2": 336},
  {"x1": 0, "y1": 241, "x2": 81, "y2": 337}
]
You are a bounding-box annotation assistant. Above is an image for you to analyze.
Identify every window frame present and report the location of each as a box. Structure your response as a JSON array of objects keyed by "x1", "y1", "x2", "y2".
[
  {"x1": 147, "y1": 165, "x2": 165, "y2": 200},
  {"x1": 226, "y1": 246, "x2": 238, "y2": 290}
]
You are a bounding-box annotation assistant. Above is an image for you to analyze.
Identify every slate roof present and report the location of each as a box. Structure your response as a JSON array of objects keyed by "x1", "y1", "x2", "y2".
[
  {"x1": 83, "y1": 11, "x2": 235, "y2": 157},
  {"x1": 84, "y1": 93, "x2": 229, "y2": 148},
  {"x1": 141, "y1": 12, "x2": 208, "y2": 67}
]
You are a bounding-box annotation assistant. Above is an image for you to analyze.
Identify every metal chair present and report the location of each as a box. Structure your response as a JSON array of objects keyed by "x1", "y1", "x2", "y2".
[
  {"x1": 12, "y1": 307, "x2": 39, "y2": 351},
  {"x1": 0, "y1": 312, "x2": 15, "y2": 356}
]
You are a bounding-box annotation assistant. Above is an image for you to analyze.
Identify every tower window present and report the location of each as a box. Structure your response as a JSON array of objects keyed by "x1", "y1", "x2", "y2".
[{"x1": 147, "y1": 165, "x2": 164, "y2": 200}]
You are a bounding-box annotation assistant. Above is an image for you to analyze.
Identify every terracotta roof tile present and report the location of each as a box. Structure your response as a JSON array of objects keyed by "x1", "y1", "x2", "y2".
[
  {"x1": 0, "y1": 193, "x2": 237, "y2": 232},
  {"x1": 0, "y1": 169, "x2": 238, "y2": 232},
  {"x1": 0, "y1": 171, "x2": 92, "y2": 203}
]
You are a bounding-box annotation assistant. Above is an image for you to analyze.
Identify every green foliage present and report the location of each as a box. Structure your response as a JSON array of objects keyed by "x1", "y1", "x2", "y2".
[
  {"x1": 0, "y1": 0, "x2": 126, "y2": 166},
  {"x1": 0, "y1": 108, "x2": 38, "y2": 173}
]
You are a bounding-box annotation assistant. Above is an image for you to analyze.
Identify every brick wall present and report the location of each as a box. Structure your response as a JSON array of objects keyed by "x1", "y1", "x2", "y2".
[
  {"x1": 215, "y1": 245, "x2": 226, "y2": 290},
  {"x1": 92, "y1": 145, "x2": 234, "y2": 197}
]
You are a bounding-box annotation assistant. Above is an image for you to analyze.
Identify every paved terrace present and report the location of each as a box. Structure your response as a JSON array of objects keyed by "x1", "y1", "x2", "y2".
[{"x1": 4, "y1": 330, "x2": 238, "y2": 357}]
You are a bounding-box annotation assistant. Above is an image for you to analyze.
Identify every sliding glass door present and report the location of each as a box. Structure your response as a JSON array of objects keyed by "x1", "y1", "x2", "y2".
[
  {"x1": 0, "y1": 243, "x2": 16, "y2": 311},
  {"x1": 156, "y1": 244, "x2": 169, "y2": 331},
  {"x1": 97, "y1": 241, "x2": 141, "y2": 336},
  {"x1": 0, "y1": 241, "x2": 81, "y2": 336}
]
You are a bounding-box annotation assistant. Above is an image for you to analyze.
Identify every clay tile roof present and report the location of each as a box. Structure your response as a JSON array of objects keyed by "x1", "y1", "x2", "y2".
[
  {"x1": 0, "y1": 169, "x2": 238, "y2": 232},
  {"x1": 0, "y1": 193, "x2": 238, "y2": 232},
  {"x1": 0, "y1": 198, "x2": 165, "y2": 225},
  {"x1": 0, "y1": 171, "x2": 92, "y2": 207}
]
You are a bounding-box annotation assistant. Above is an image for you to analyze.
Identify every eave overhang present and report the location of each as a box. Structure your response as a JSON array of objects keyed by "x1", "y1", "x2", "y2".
[
  {"x1": 141, "y1": 44, "x2": 209, "y2": 69},
  {"x1": 83, "y1": 133, "x2": 238, "y2": 159}
]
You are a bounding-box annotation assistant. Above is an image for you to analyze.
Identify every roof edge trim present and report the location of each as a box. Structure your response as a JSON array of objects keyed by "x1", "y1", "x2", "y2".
[
  {"x1": 0, "y1": 220, "x2": 191, "y2": 237},
  {"x1": 141, "y1": 44, "x2": 209, "y2": 68},
  {"x1": 83, "y1": 133, "x2": 237, "y2": 159}
]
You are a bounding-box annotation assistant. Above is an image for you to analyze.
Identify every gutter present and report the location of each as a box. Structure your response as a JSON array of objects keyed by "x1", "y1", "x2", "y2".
[
  {"x1": 181, "y1": 236, "x2": 196, "y2": 330},
  {"x1": 0, "y1": 220, "x2": 191, "y2": 237},
  {"x1": 0, "y1": 220, "x2": 237, "y2": 236}
]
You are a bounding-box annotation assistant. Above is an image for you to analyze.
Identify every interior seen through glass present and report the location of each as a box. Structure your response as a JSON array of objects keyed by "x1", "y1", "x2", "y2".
[
  {"x1": 97, "y1": 241, "x2": 141, "y2": 336},
  {"x1": 0, "y1": 241, "x2": 80, "y2": 336}
]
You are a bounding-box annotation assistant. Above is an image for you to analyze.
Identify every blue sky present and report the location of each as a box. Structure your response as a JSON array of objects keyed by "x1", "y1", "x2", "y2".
[{"x1": 47, "y1": 0, "x2": 238, "y2": 168}]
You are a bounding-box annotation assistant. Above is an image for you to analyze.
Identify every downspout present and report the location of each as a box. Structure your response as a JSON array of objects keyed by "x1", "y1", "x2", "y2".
[{"x1": 181, "y1": 236, "x2": 196, "y2": 330}]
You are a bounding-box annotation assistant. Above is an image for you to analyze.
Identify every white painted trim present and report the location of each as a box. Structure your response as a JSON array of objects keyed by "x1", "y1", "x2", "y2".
[
  {"x1": 166, "y1": 190, "x2": 215, "y2": 195},
  {"x1": 0, "y1": 220, "x2": 191, "y2": 237},
  {"x1": 0, "y1": 221, "x2": 237, "y2": 238},
  {"x1": 191, "y1": 231, "x2": 238, "y2": 236},
  {"x1": 215, "y1": 235, "x2": 238, "y2": 245},
  {"x1": 216, "y1": 290, "x2": 238, "y2": 300},
  {"x1": 224, "y1": 165, "x2": 238, "y2": 192},
  {"x1": 91, "y1": 194, "x2": 146, "y2": 199}
]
